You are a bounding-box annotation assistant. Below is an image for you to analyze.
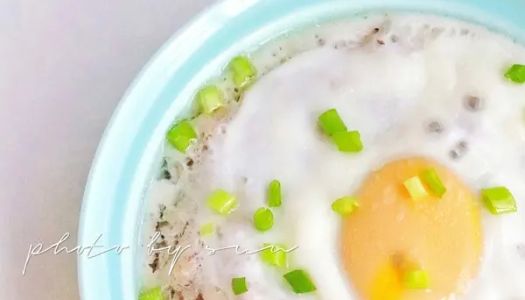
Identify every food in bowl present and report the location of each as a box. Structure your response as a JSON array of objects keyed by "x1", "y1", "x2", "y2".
[{"x1": 139, "y1": 13, "x2": 525, "y2": 300}]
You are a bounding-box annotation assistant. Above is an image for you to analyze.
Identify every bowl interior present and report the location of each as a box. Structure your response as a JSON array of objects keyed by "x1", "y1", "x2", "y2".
[{"x1": 78, "y1": 0, "x2": 525, "y2": 299}]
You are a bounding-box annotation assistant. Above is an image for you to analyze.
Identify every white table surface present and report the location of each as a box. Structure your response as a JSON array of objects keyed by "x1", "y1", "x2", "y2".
[{"x1": 0, "y1": 0, "x2": 213, "y2": 298}]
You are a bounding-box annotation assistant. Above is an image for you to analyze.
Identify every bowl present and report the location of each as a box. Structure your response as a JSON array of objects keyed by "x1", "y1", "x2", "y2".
[{"x1": 77, "y1": 0, "x2": 525, "y2": 299}]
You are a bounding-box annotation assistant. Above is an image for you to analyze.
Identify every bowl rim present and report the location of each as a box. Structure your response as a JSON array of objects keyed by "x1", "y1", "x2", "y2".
[{"x1": 76, "y1": 1, "x2": 246, "y2": 298}]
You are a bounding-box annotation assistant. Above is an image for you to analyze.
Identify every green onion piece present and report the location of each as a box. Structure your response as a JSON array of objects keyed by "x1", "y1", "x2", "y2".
[
  {"x1": 229, "y1": 55, "x2": 257, "y2": 88},
  {"x1": 267, "y1": 179, "x2": 282, "y2": 207},
  {"x1": 260, "y1": 243, "x2": 288, "y2": 268},
  {"x1": 207, "y1": 189, "x2": 238, "y2": 215},
  {"x1": 253, "y1": 207, "x2": 274, "y2": 231},
  {"x1": 231, "y1": 277, "x2": 248, "y2": 295},
  {"x1": 403, "y1": 269, "x2": 430, "y2": 289},
  {"x1": 420, "y1": 168, "x2": 447, "y2": 198},
  {"x1": 331, "y1": 131, "x2": 363, "y2": 153},
  {"x1": 318, "y1": 109, "x2": 347, "y2": 136},
  {"x1": 504, "y1": 64, "x2": 525, "y2": 83},
  {"x1": 283, "y1": 269, "x2": 317, "y2": 294},
  {"x1": 166, "y1": 120, "x2": 197, "y2": 153},
  {"x1": 199, "y1": 223, "x2": 214, "y2": 236},
  {"x1": 139, "y1": 286, "x2": 164, "y2": 300},
  {"x1": 481, "y1": 186, "x2": 517, "y2": 214},
  {"x1": 331, "y1": 196, "x2": 359, "y2": 216},
  {"x1": 197, "y1": 85, "x2": 224, "y2": 114},
  {"x1": 404, "y1": 176, "x2": 429, "y2": 200}
]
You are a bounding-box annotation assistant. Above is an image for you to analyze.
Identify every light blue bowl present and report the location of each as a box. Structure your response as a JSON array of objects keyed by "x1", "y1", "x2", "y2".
[{"x1": 78, "y1": 0, "x2": 525, "y2": 299}]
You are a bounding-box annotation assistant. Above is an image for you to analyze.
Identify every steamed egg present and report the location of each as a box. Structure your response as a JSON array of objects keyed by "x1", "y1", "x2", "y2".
[{"x1": 144, "y1": 14, "x2": 525, "y2": 300}]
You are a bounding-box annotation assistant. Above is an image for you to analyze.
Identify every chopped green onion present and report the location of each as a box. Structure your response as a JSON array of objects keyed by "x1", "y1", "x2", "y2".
[
  {"x1": 283, "y1": 269, "x2": 317, "y2": 294},
  {"x1": 331, "y1": 130, "x2": 363, "y2": 153},
  {"x1": 318, "y1": 109, "x2": 347, "y2": 136},
  {"x1": 504, "y1": 64, "x2": 525, "y2": 83},
  {"x1": 481, "y1": 186, "x2": 517, "y2": 214},
  {"x1": 139, "y1": 286, "x2": 164, "y2": 300},
  {"x1": 231, "y1": 277, "x2": 248, "y2": 295},
  {"x1": 403, "y1": 176, "x2": 429, "y2": 200},
  {"x1": 229, "y1": 55, "x2": 257, "y2": 88},
  {"x1": 199, "y1": 223, "x2": 214, "y2": 236},
  {"x1": 260, "y1": 243, "x2": 288, "y2": 268},
  {"x1": 403, "y1": 269, "x2": 430, "y2": 289},
  {"x1": 253, "y1": 207, "x2": 274, "y2": 231},
  {"x1": 331, "y1": 196, "x2": 359, "y2": 216},
  {"x1": 197, "y1": 85, "x2": 224, "y2": 114},
  {"x1": 267, "y1": 179, "x2": 282, "y2": 207},
  {"x1": 420, "y1": 168, "x2": 447, "y2": 198},
  {"x1": 166, "y1": 120, "x2": 197, "y2": 153},
  {"x1": 207, "y1": 189, "x2": 238, "y2": 215}
]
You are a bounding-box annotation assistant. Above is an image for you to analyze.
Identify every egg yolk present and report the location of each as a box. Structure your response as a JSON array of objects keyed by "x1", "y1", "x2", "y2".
[{"x1": 341, "y1": 157, "x2": 482, "y2": 300}]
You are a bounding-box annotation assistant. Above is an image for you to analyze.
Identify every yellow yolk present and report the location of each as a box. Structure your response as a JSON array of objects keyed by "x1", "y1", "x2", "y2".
[{"x1": 342, "y1": 158, "x2": 482, "y2": 300}]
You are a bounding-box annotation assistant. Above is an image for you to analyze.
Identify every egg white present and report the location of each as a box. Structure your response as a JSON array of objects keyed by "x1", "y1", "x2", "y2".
[{"x1": 150, "y1": 14, "x2": 525, "y2": 300}]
